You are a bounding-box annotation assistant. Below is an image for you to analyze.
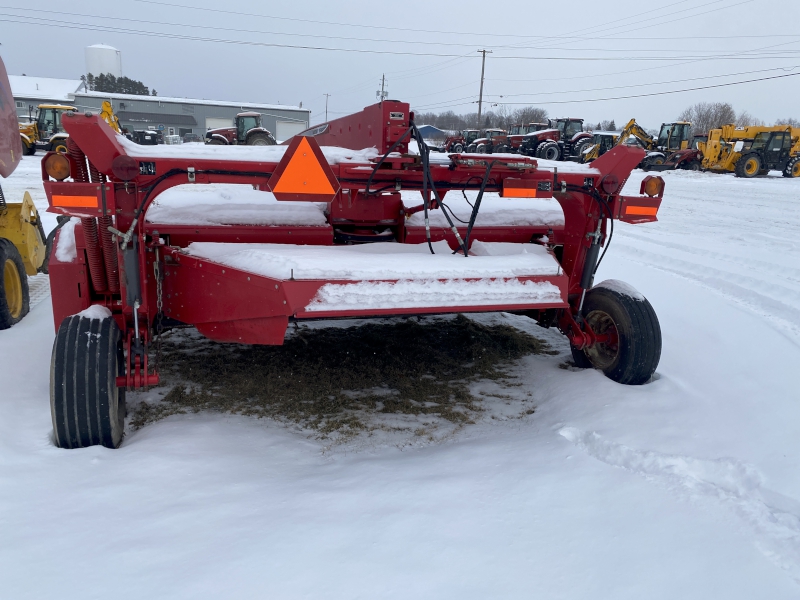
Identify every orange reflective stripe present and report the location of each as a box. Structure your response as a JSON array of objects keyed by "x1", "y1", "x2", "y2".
[
  {"x1": 271, "y1": 137, "x2": 336, "y2": 196},
  {"x1": 503, "y1": 188, "x2": 537, "y2": 198},
  {"x1": 625, "y1": 205, "x2": 658, "y2": 216},
  {"x1": 52, "y1": 194, "x2": 98, "y2": 207}
]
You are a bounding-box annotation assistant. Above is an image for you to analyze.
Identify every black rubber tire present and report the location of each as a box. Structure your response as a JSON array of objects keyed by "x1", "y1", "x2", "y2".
[
  {"x1": 735, "y1": 153, "x2": 762, "y2": 178},
  {"x1": 684, "y1": 160, "x2": 702, "y2": 171},
  {"x1": 783, "y1": 157, "x2": 800, "y2": 178},
  {"x1": 573, "y1": 139, "x2": 593, "y2": 159},
  {"x1": 476, "y1": 144, "x2": 487, "y2": 154},
  {"x1": 247, "y1": 132, "x2": 276, "y2": 146},
  {"x1": 570, "y1": 285, "x2": 661, "y2": 385},
  {"x1": 51, "y1": 137, "x2": 69, "y2": 154},
  {"x1": 0, "y1": 238, "x2": 30, "y2": 329},
  {"x1": 450, "y1": 143, "x2": 464, "y2": 153},
  {"x1": 23, "y1": 138, "x2": 36, "y2": 156},
  {"x1": 466, "y1": 144, "x2": 477, "y2": 153},
  {"x1": 206, "y1": 138, "x2": 225, "y2": 145},
  {"x1": 537, "y1": 141, "x2": 561, "y2": 161},
  {"x1": 51, "y1": 314, "x2": 126, "y2": 449}
]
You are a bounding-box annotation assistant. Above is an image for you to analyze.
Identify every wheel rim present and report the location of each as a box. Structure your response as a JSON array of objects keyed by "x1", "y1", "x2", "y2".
[
  {"x1": 453, "y1": 144, "x2": 463, "y2": 153},
  {"x1": 583, "y1": 309, "x2": 619, "y2": 370},
  {"x1": 544, "y1": 147, "x2": 559, "y2": 160},
  {"x1": 792, "y1": 161, "x2": 800, "y2": 177},
  {"x1": 744, "y1": 158, "x2": 759, "y2": 175},
  {"x1": 251, "y1": 138, "x2": 268, "y2": 146},
  {"x1": 652, "y1": 157, "x2": 665, "y2": 165},
  {"x1": 3, "y1": 258, "x2": 23, "y2": 319}
]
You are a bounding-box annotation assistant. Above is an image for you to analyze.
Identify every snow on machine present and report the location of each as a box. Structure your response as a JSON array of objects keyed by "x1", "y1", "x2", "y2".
[{"x1": 42, "y1": 100, "x2": 665, "y2": 448}]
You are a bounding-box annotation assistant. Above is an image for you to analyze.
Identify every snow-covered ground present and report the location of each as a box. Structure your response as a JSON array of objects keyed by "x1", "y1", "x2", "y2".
[{"x1": 2, "y1": 155, "x2": 800, "y2": 598}]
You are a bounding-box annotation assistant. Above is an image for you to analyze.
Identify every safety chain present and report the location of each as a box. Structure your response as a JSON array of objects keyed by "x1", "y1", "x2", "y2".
[{"x1": 153, "y1": 245, "x2": 164, "y2": 373}]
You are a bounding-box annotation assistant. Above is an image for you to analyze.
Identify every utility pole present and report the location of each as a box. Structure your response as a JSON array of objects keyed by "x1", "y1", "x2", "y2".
[
  {"x1": 323, "y1": 93, "x2": 331, "y2": 121},
  {"x1": 476, "y1": 49, "x2": 492, "y2": 126},
  {"x1": 376, "y1": 74, "x2": 388, "y2": 102}
]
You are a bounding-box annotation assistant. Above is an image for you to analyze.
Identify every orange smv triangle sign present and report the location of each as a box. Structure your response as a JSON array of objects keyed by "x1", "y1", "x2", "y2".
[{"x1": 268, "y1": 135, "x2": 339, "y2": 202}]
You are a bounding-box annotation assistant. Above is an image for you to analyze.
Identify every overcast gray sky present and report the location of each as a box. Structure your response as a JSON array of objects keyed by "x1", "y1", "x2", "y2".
[{"x1": 1, "y1": 0, "x2": 798, "y2": 129}]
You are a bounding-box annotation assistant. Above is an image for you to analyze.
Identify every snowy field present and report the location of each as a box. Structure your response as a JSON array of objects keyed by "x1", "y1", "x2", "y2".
[{"x1": 2, "y1": 154, "x2": 800, "y2": 598}]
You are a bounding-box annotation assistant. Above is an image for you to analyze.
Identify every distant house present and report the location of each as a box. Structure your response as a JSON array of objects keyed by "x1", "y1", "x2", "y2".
[
  {"x1": 417, "y1": 124, "x2": 447, "y2": 140},
  {"x1": 9, "y1": 75, "x2": 85, "y2": 119}
]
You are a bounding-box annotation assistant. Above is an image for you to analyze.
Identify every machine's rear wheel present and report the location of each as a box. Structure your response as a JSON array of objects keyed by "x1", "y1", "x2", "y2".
[
  {"x1": 451, "y1": 143, "x2": 464, "y2": 153},
  {"x1": 571, "y1": 284, "x2": 661, "y2": 385},
  {"x1": 247, "y1": 132, "x2": 276, "y2": 146},
  {"x1": 51, "y1": 313, "x2": 126, "y2": 449},
  {"x1": 783, "y1": 157, "x2": 800, "y2": 178},
  {"x1": 0, "y1": 238, "x2": 30, "y2": 330},
  {"x1": 207, "y1": 138, "x2": 225, "y2": 145},
  {"x1": 537, "y1": 141, "x2": 561, "y2": 161},
  {"x1": 52, "y1": 138, "x2": 68, "y2": 154},
  {"x1": 684, "y1": 160, "x2": 702, "y2": 171},
  {"x1": 476, "y1": 144, "x2": 487, "y2": 154},
  {"x1": 23, "y1": 140, "x2": 36, "y2": 156},
  {"x1": 735, "y1": 153, "x2": 761, "y2": 178}
]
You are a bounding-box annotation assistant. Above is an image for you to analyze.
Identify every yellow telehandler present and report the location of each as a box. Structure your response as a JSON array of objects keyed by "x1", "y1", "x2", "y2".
[{"x1": 699, "y1": 124, "x2": 800, "y2": 177}]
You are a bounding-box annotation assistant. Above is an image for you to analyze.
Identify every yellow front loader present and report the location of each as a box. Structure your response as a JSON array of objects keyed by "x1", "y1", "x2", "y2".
[{"x1": 2, "y1": 56, "x2": 49, "y2": 328}]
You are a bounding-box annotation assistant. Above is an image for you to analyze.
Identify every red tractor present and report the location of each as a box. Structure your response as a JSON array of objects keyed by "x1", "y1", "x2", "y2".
[
  {"x1": 507, "y1": 123, "x2": 549, "y2": 153},
  {"x1": 437, "y1": 129, "x2": 480, "y2": 153},
  {"x1": 205, "y1": 111, "x2": 277, "y2": 146},
  {"x1": 520, "y1": 118, "x2": 593, "y2": 161},
  {"x1": 466, "y1": 128, "x2": 511, "y2": 154}
]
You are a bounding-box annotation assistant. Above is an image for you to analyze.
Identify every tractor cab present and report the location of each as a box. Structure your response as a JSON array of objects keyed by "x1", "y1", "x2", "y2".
[
  {"x1": 236, "y1": 112, "x2": 262, "y2": 143},
  {"x1": 35, "y1": 105, "x2": 74, "y2": 138},
  {"x1": 461, "y1": 129, "x2": 480, "y2": 145},
  {"x1": 656, "y1": 122, "x2": 692, "y2": 152},
  {"x1": 552, "y1": 118, "x2": 584, "y2": 140}
]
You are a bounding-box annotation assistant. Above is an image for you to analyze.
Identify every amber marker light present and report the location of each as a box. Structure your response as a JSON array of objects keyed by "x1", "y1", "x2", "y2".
[{"x1": 44, "y1": 152, "x2": 70, "y2": 181}]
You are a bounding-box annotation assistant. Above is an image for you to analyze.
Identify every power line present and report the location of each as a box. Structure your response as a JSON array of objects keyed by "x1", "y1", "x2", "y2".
[
  {"x1": 3, "y1": 14, "x2": 797, "y2": 62},
  {"x1": 486, "y1": 66, "x2": 799, "y2": 99}
]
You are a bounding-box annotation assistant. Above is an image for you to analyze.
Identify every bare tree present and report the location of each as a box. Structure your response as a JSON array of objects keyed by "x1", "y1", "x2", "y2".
[
  {"x1": 410, "y1": 105, "x2": 548, "y2": 131},
  {"x1": 736, "y1": 110, "x2": 764, "y2": 127},
  {"x1": 677, "y1": 102, "x2": 737, "y2": 134},
  {"x1": 775, "y1": 117, "x2": 800, "y2": 128}
]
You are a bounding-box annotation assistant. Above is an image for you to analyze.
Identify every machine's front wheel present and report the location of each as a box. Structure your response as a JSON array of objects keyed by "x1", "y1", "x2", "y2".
[
  {"x1": 735, "y1": 153, "x2": 761, "y2": 178},
  {"x1": 50, "y1": 313, "x2": 126, "y2": 449},
  {"x1": 571, "y1": 283, "x2": 661, "y2": 385},
  {"x1": 0, "y1": 238, "x2": 30, "y2": 329},
  {"x1": 451, "y1": 143, "x2": 464, "y2": 153},
  {"x1": 537, "y1": 141, "x2": 561, "y2": 161},
  {"x1": 783, "y1": 157, "x2": 800, "y2": 178}
]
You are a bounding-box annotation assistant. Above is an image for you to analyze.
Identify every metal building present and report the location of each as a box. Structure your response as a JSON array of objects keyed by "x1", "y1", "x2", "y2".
[
  {"x1": 9, "y1": 75, "x2": 85, "y2": 119},
  {"x1": 72, "y1": 91, "x2": 311, "y2": 141}
]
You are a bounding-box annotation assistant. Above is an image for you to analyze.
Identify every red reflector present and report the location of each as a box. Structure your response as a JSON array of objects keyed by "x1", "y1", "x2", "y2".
[{"x1": 501, "y1": 178, "x2": 549, "y2": 198}]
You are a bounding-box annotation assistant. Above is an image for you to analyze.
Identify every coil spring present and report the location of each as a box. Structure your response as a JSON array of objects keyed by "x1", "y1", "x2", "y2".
[
  {"x1": 66, "y1": 139, "x2": 89, "y2": 183},
  {"x1": 80, "y1": 217, "x2": 108, "y2": 293},
  {"x1": 0, "y1": 183, "x2": 6, "y2": 212},
  {"x1": 98, "y1": 215, "x2": 120, "y2": 293},
  {"x1": 88, "y1": 160, "x2": 105, "y2": 184}
]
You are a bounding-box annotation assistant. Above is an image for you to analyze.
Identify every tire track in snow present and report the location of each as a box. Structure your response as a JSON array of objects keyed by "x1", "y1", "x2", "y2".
[
  {"x1": 560, "y1": 427, "x2": 800, "y2": 585},
  {"x1": 613, "y1": 244, "x2": 800, "y2": 345}
]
